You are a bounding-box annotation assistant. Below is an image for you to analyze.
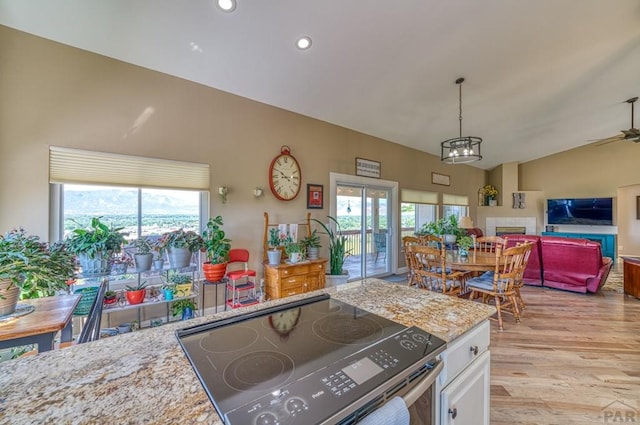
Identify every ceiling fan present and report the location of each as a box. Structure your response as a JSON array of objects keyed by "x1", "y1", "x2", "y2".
[{"x1": 595, "y1": 96, "x2": 640, "y2": 146}]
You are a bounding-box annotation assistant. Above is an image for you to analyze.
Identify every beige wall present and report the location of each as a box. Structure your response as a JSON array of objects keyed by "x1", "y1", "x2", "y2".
[{"x1": 0, "y1": 26, "x2": 485, "y2": 276}]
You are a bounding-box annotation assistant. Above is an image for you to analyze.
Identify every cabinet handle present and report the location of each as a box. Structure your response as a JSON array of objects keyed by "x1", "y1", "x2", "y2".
[
  {"x1": 470, "y1": 345, "x2": 478, "y2": 356},
  {"x1": 448, "y1": 408, "x2": 457, "y2": 419}
]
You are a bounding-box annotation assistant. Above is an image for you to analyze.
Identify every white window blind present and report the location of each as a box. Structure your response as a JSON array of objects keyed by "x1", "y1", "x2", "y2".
[
  {"x1": 443, "y1": 193, "x2": 469, "y2": 206},
  {"x1": 49, "y1": 146, "x2": 210, "y2": 190},
  {"x1": 401, "y1": 189, "x2": 438, "y2": 204}
]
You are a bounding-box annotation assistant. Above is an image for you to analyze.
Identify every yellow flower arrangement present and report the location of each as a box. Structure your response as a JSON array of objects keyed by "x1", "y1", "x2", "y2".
[{"x1": 483, "y1": 184, "x2": 498, "y2": 199}]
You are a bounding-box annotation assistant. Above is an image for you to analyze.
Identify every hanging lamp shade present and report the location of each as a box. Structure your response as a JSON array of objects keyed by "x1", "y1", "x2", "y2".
[{"x1": 441, "y1": 78, "x2": 483, "y2": 164}]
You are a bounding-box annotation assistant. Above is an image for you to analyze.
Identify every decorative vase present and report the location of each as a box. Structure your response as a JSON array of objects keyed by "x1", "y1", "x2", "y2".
[
  {"x1": 153, "y1": 259, "x2": 165, "y2": 271},
  {"x1": 134, "y1": 253, "x2": 153, "y2": 272},
  {"x1": 202, "y1": 262, "x2": 227, "y2": 282},
  {"x1": 289, "y1": 252, "x2": 302, "y2": 263},
  {"x1": 307, "y1": 247, "x2": 319, "y2": 260},
  {"x1": 78, "y1": 251, "x2": 112, "y2": 275},
  {"x1": 167, "y1": 247, "x2": 192, "y2": 269},
  {"x1": 489, "y1": 199, "x2": 497, "y2": 207},
  {"x1": 459, "y1": 248, "x2": 469, "y2": 258},
  {"x1": 267, "y1": 249, "x2": 282, "y2": 265},
  {"x1": 181, "y1": 306, "x2": 194, "y2": 321},
  {"x1": 325, "y1": 271, "x2": 349, "y2": 287},
  {"x1": 163, "y1": 289, "x2": 174, "y2": 301},
  {"x1": 0, "y1": 279, "x2": 20, "y2": 317},
  {"x1": 175, "y1": 283, "x2": 192, "y2": 297},
  {"x1": 125, "y1": 289, "x2": 146, "y2": 305}
]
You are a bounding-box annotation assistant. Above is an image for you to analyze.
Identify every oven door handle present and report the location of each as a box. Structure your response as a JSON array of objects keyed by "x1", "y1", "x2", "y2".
[{"x1": 402, "y1": 359, "x2": 443, "y2": 407}]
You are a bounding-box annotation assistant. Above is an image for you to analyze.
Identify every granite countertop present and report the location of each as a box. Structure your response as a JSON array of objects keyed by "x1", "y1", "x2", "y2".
[{"x1": 0, "y1": 279, "x2": 495, "y2": 425}]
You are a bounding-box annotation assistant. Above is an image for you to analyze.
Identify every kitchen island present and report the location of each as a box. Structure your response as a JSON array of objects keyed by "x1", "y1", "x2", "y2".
[{"x1": 0, "y1": 279, "x2": 495, "y2": 424}]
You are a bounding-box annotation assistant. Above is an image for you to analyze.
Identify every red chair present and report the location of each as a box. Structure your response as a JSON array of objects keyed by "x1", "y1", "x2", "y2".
[{"x1": 225, "y1": 249, "x2": 259, "y2": 309}]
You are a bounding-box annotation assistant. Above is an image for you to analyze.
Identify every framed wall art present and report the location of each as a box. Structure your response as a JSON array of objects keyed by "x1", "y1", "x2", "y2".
[
  {"x1": 355, "y1": 157, "x2": 381, "y2": 179},
  {"x1": 307, "y1": 184, "x2": 323, "y2": 209},
  {"x1": 431, "y1": 172, "x2": 450, "y2": 186}
]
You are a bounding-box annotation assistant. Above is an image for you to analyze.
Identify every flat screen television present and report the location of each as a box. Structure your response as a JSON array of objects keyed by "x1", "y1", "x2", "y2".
[{"x1": 547, "y1": 197, "x2": 613, "y2": 226}]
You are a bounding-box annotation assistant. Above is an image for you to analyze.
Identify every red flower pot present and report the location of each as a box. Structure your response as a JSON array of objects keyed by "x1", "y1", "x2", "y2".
[
  {"x1": 203, "y1": 262, "x2": 227, "y2": 282},
  {"x1": 126, "y1": 289, "x2": 146, "y2": 305}
]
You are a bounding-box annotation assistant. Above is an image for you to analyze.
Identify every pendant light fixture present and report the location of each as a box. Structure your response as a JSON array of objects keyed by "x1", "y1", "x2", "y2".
[{"x1": 440, "y1": 77, "x2": 482, "y2": 164}]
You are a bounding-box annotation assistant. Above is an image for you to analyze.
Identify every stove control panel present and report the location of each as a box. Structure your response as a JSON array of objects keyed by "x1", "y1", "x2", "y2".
[{"x1": 225, "y1": 326, "x2": 445, "y2": 425}]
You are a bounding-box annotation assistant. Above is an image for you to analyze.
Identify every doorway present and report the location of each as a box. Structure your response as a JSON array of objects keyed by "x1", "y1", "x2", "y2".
[{"x1": 330, "y1": 173, "x2": 398, "y2": 280}]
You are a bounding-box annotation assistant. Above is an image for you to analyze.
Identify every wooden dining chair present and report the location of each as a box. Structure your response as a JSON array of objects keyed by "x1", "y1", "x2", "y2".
[
  {"x1": 466, "y1": 243, "x2": 529, "y2": 330},
  {"x1": 512, "y1": 242, "x2": 534, "y2": 312},
  {"x1": 474, "y1": 236, "x2": 508, "y2": 253},
  {"x1": 402, "y1": 236, "x2": 420, "y2": 287},
  {"x1": 418, "y1": 234, "x2": 443, "y2": 248},
  {"x1": 407, "y1": 244, "x2": 465, "y2": 296}
]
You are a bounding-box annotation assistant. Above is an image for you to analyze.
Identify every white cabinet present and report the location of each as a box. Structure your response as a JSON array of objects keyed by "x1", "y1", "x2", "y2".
[
  {"x1": 440, "y1": 350, "x2": 490, "y2": 425},
  {"x1": 435, "y1": 320, "x2": 490, "y2": 425}
]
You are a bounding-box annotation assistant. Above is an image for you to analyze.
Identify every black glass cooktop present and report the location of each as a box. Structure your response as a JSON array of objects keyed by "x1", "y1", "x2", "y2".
[{"x1": 176, "y1": 294, "x2": 445, "y2": 425}]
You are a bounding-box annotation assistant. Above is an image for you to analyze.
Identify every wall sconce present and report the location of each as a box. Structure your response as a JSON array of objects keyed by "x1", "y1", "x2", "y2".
[
  {"x1": 218, "y1": 186, "x2": 228, "y2": 203},
  {"x1": 253, "y1": 187, "x2": 264, "y2": 198}
]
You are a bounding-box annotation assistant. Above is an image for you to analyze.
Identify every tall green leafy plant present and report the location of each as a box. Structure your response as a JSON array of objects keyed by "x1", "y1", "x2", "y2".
[
  {"x1": 201, "y1": 216, "x2": 231, "y2": 264},
  {"x1": 65, "y1": 216, "x2": 125, "y2": 258},
  {"x1": 0, "y1": 228, "x2": 76, "y2": 299},
  {"x1": 312, "y1": 216, "x2": 349, "y2": 275}
]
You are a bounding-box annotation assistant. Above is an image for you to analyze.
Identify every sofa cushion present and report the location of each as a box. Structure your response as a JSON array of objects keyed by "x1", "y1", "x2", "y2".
[{"x1": 504, "y1": 234, "x2": 543, "y2": 286}]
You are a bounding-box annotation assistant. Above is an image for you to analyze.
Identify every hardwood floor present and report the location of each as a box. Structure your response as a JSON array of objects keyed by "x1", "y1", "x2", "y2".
[{"x1": 489, "y1": 285, "x2": 640, "y2": 424}]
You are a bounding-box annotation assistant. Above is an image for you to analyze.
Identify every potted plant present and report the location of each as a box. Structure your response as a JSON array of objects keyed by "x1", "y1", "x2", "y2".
[
  {"x1": 267, "y1": 227, "x2": 283, "y2": 265},
  {"x1": 284, "y1": 239, "x2": 303, "y2": 264},
  {"x1": 103, "y1": 290, "x2": 118, "y2": 305},
  {"x1": 201, "y1": 216, "x2": 231, "y2": 282},
  {"x1": 312, "y1": 216, "x2": 350, "y2": 287},
  {"x1": 457, "y1": 235, "x2": 474, "y2": 258},
  {"x1": 65, "y1": 216, "x2": 126, "y2": 275},
  {"x1": 125, "y1": 281, "x2": 147, "y2": 305},
  {"x1": 0, "y1": 228, "x2": 76, "y2": 316},
  {"x1": 111, "y1": 252, "x2": 133, "y2": 274},
  {"x1": 417, "y1": 215, "x2": 463, "y2": 245},
  {"x1": 301, "y1": 229, "x2": 321, "y2": 260},
  {"x1": 169, "y1": 271, "x2": 193, "y2": 297},
  {"x1": 157, "y1": 229, "x2": 203, "y2": 269},
  {"x1": 152, "y1": 240, "x2": 166, "y2": 270},
  {"x1": 161, "y1": 282, "x2": 176, "y2": 301},
  {"x1": 132, "y1": 236, "x2": 154, "y2": 272},
  {"x1": 172, "y1": 298, "x2": 196, "y2": 320}
]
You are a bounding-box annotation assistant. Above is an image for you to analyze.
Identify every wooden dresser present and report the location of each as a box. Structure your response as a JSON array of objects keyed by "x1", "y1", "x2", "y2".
[{"x1": 263, "y1": 259, "x2": 327, "y2": 300}]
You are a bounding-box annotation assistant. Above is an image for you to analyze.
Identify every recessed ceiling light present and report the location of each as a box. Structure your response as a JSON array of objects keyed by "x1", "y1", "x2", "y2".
[
  {"x1": 296, "y1": 36, "x2": 312, "y2": 50},
  {"x1": 216, "y1": 0, "x2": 236, "y2": 12}
]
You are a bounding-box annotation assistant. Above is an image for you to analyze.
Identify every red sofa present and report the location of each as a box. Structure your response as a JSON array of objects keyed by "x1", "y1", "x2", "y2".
[{"x1": 503, "y1": 234, "x2": 612, "y2": 294}]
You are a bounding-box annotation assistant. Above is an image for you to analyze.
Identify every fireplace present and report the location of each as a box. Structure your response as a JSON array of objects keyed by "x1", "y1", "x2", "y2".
[{"x1": 496, "y1": 226, "x2": 526, "y2": 236}]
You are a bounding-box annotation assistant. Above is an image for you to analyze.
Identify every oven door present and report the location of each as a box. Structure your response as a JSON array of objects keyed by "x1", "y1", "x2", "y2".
[
  {"x1": 403, "y1": 360, "x2": 443, "y2": 425},
  {"x1": 355, "y1": 359, "x2": 443, "y2": 425}
]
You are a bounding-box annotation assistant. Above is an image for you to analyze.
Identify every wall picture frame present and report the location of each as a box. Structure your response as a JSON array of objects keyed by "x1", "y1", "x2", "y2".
[
  {"x1": 307, "y1": 184, "x2": 323, "y2": 209},
  {"x1": 355, "y1": 157, "x2": 381, "y2": 178},
  {"x1": 431, "y1": 172, "x2": 450, "y2": 186}
]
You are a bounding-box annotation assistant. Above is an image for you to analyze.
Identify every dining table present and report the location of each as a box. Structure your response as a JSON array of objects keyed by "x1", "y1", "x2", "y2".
[
  {"x1": 0, "y1": 294, "x2": 81, "y2": 353},
  {"x1": 445, "y1": 249, "x2": 500, "y2": 273}
]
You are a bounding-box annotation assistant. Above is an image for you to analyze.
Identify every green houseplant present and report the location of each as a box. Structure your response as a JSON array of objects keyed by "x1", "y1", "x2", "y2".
[
  {"x1": 157, "y1": 228, "x2": 204, "y2": 269},
  {"x1": 312, "y1": 216, "x2": 349, "y2": 286},
  {"x1": 284, "y1": 239, "x2": 303, "y2": 263},
  {"x1": 201, "y1": 216, "x2": 231, "y2": 282},
  {"x1": 267, "y1": 227, "x2": 283, "y2": 265},
  {"x1": 301, "y1": 229, "x2": 321, "y2": 260},
  {"x1": 65, "y1": 216, "x2": 126, "y2": 275},
  {"x1": 417, "y1": 215, "x2": 464, "y2": 243},
  {"x1": 456, "y1": 235, "x2": 474, "y2": 257},
  {"x1": 0, "y1": 228, "x2": 76, "y2": 315},
  {"x1": 171, "y1": 298, "x2": 196, "y2": 320},
  {"x1": 125, "y1": 281, "x2": 147, "y2": 305},
  {"x1": 132, "y1": 236, "x2": 154, "y2": 272},
  {"x1": 168, "y1": 271, "x2": 193, "y2": 297}
]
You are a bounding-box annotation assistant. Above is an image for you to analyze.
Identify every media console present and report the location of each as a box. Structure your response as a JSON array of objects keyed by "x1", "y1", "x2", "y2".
[{"x1": 540, "y1": 232, "x2": 616, "y2": 259}]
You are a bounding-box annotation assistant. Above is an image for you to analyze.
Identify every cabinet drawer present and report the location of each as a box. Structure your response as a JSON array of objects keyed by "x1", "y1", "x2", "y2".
[
  {"x1": 439, "y1": 320, "x2": 490, "y2": 388},
  {"x1": 282, "y1": 285, "x2": 304, "y2": 297},
  {"x1": 281, "y1": 265, "x2": 310, "y2": 277},
  {"x1": 281, "y1": 275, "x2": 307, "y2": 291}
]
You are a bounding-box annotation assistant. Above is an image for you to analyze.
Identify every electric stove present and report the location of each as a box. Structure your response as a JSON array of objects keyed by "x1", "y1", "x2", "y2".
[{"x1": 176, "y1": 294, "x2": 446, "y2": 425}]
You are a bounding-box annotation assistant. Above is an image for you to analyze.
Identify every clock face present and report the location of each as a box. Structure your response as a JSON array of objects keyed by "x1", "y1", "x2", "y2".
[
  {"x1": 269, "y1": 308, "x2": 301, "y2": 337},
  {"x1": 269, "y1": 147, "x2": 301, "y2": 201}
]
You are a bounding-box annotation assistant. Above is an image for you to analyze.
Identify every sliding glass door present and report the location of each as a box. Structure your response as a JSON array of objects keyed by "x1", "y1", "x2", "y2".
[{"x1": 332, "y1": 173, "x2": 396, "y2": 280}]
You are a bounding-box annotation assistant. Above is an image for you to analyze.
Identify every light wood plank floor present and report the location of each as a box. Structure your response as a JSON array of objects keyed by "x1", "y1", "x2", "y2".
[{"x1": 489, "y1": 285, "x2": 640, "y2": 424}]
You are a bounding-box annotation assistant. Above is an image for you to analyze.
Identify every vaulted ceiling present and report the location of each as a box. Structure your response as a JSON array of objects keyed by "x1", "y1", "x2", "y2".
[{"x1": 1, "y1": 0, "x2": 639, "y2": 169}]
